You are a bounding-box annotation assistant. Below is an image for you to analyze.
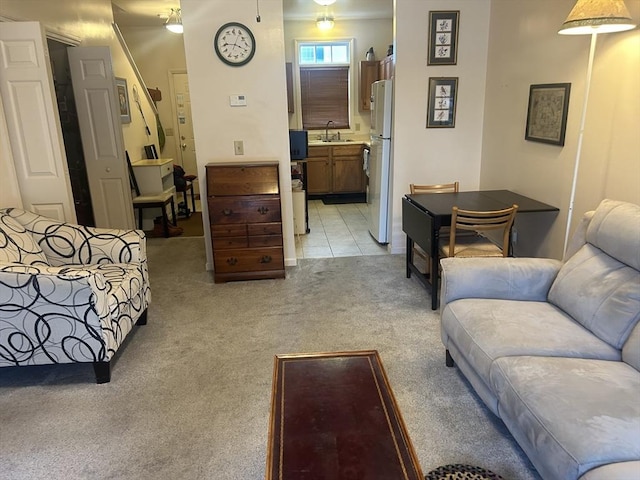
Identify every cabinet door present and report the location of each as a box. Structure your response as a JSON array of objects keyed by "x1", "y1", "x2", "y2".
[
  {"x1": 359, "y1": 61, "x2": 380, "y2": 111},
  {"x1": 333, "y1": 155, "x2": 365, "y2": 193},
  {"x1": 306, "y1": 158, "x2": 331, "y2": 194}
]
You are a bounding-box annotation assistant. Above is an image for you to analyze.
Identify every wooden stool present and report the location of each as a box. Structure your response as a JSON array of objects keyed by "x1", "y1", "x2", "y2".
[
  {"x1": 176, "y1": 175, "x2": 197, "y2": 216},
  {"x1": 132, "y1": 193, "x2": 177, "y2": 237}
]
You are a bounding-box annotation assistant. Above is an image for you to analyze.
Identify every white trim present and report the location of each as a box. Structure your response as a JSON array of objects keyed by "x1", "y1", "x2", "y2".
[{"x1": 1, "y1": 15, "x2": 81, "y2": 45}]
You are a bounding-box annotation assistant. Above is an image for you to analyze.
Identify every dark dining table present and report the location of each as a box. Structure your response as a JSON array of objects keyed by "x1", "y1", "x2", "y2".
[{"x1": 402, "y1": 190, "x2": 558, "y2": 310}]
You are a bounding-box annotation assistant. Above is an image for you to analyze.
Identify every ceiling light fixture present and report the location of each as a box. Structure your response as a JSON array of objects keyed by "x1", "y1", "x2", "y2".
[
  {"x1": 316, "y1": 15, "x2": 335, "y2": 30},
  {"x1": 165, "y1": 8, "x2": 183, "y2": 34},
  {"x1": 314, "y1": 0, "x2": 337, "y2": 6},
  {"x1": 558, "y1": 0, "x2": 636, "y2": 254}
]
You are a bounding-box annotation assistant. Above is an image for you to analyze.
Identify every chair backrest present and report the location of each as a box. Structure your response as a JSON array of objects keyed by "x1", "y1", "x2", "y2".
[
  {"x1": 449, "y1": 204, "x2": 519, "y2": 257},
  {"x1": 410, "y1": 182, "x2": 459, "y2": 194},
  {"x1": 126, "y1": 152, "x2": 141, "y2": 197}
]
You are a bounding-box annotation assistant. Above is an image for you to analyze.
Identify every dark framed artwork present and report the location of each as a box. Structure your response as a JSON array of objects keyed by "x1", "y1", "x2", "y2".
[
  {"x1": 428, "y1": 11, "x2": 460, "y2": 66},
  {"x1": 427, "y1": 77, "x2": 458, "y2": 128},
  {"x1": 144, "y1": 144, "x2": 158, "y2": 159},
  {"x1": 525, "y1": 83, "x2": 571, "y2": 146},
  {"x1": 116, "y1": 77, "x2": 131, "y2": 124}
]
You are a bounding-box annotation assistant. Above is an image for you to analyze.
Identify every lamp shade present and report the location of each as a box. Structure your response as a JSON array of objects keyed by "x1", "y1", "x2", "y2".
[
  {"x1": 559, "y1": 0, "x2": 636, "y2": 34},
  {"x1": 165, "y1": 8, "x2": 183, "y2": 34},
  {"x1": 314, "y1": 0, "x2": 337, "y2": 5}
]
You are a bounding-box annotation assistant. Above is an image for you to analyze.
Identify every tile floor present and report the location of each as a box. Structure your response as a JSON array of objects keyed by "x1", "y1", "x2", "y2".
[{"x1": 295, "y1": 200, "x2": 390, "y2": 259}]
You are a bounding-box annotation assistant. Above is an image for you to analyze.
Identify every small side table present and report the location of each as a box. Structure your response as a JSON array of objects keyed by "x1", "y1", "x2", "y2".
[{"x1": 425, "y1": 464, "x2": 504, "y2": 480}]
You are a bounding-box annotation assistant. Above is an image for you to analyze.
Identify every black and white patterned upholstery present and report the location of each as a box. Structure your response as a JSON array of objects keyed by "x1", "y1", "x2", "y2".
[{"x1": 0, "y1": 208, "x2": 151, "y2": 383}]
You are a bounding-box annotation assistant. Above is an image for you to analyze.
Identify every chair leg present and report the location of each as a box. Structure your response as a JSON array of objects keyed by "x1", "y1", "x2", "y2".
[
  {"x1": 189, "y1": 183, "x2": 196, "y2": 213},
  {"x1": 170, "y1": 197, "x2": 177, "y2": 226},
  {"x1": 138, "y1": 208, "x2": 143, "y2": 230},
  {"x1": 162, "y1": 208, "x2": 169, "y2": 237},
  {"x1": 93, "y1": 361, "x2": 111, "y2": 384}
]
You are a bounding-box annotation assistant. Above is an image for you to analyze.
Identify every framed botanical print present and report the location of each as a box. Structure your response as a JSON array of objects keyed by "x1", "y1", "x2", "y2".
[
  {"x1": 428, "y1": 11, "x2": 460, "y2": 66},
  {"x1": 427, "y1": 77, "x2": 458, "y2": 128},
  {"x1": 116, "y1": 77, "x2": 131, "y2": 124}
]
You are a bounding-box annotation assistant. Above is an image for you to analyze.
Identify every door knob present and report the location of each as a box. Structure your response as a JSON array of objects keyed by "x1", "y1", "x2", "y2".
[{"x1": 181, "y1": 143, "x2": 187, "y2": 150}]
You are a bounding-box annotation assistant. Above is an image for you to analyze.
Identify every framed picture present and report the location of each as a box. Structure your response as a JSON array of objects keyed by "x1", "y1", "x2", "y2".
[
  {"x1": 427, "y1": 77, "x2": 458, "y2": 128},
  {"x1": 525, "y1": 83, "x2": 571, "y2": 146},
  {"x1": 144, "y1": 144, "x2": 158, "y2": 159},
  {"x1": 428, "y1": 11, "x2": 460, "y2": 66},
  {"x1": 116, "y1": 77, "x2": 131, "y2": 124}
]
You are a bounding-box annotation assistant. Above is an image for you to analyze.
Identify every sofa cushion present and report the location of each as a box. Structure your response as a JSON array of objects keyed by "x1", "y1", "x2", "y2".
[
  {"x1": 585, "y1": 199, "x2": 640, "y2": 270},
  {"x1": 490, "y1": 356, "x2": 640, "y2": 480},
  {"x1": 548, "y1": 243, "x2": 640, "y2": 349},
  {"x1": 0, "y1": 212, "x2": 49, "y2": 266},
  {"x1": 441, "y1": 299, "x2": 620, "y2": 387},
  {"x1": 622, "y1": 322, "x2": 640, "y2": 371}
]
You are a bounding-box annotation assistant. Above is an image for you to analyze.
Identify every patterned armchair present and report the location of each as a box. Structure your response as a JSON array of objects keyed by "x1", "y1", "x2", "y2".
[{"x1": 0, "y1": 208, "x2": 151, "y2": 383}]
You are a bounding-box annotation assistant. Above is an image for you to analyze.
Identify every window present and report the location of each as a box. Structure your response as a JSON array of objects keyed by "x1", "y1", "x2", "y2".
[{"x1": 297, "y1": 41, "x2": 351, "y2": 130}]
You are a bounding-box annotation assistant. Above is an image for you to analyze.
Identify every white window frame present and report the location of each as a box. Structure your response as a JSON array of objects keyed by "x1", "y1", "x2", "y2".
[{"x1": 293, "y1": 38, "x2": 356, "y2": 133}]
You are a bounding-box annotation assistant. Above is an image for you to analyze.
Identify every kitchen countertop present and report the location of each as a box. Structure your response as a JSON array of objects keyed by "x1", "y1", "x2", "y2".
[{"x1": 308, "y1": 140, "x2": 369, "y2": 147}]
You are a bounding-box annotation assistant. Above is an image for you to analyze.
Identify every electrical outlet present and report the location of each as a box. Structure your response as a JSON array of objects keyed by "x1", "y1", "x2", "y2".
[{"x1": 234, "y1": 140, "x2": 244, "y2": 155}]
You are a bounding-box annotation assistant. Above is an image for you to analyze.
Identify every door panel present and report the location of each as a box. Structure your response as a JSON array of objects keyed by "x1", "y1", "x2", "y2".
[
  {"x1": 68, "y1": 46, "x2": 134, "y2": 229},
  {"x1": 172, "y1": 72, "x2": 198, "y2": 195},
  {"x1": 0, "y1": 22, "x2": 76, "y2": 222}
]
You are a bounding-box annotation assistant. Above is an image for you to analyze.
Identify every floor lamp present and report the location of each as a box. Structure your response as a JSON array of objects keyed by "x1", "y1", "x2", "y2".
[{"x1": 558, "y1": 0, "x2": 636, "y2": 255}]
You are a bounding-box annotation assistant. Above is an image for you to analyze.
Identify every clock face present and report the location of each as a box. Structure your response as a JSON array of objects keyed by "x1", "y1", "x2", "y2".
[{"x1": 214, "y1": 22, "x2": 256, "y2": 67}]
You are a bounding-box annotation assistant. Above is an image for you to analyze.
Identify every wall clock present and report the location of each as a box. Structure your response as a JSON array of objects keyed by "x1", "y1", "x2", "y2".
[{"x1": 214, "y1": 22, "x2": 256, "y2": 67}]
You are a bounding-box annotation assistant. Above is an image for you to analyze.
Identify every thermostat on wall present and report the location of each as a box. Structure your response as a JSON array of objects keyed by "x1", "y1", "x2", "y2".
[{"x1": 230, "y1": 94, "x2": 247, "y2": 106}]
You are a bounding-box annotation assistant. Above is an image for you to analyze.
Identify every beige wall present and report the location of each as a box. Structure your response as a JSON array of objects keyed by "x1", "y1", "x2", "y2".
[
  {"x1": 0, "y1": 0, "x2": 158, "y2": 208},
  {"x1": 181, "y1": 0, "x2": 293, "y2": 269},
  {"x1": 284, "y1": 18, "x2": 393, "y2": 137},
  {"x1": 392, "y1": 0, "x2": 492, "y2": 253},
  {"x1": 481, "y1": 0, "x2": 640, "y2": 259},
  {"x1": 118, "y1": 26, "x2": 187, "y2": 164}
]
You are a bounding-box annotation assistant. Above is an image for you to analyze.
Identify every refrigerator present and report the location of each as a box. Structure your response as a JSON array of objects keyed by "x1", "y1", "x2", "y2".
[{"x1": 367, "y1": 79, "x2": 393, "y2": 243}]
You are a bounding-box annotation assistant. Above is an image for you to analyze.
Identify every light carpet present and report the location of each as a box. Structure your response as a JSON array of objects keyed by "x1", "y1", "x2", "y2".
[{"x1": 0, "y1": 237, "x2": 540, "y2": 480}]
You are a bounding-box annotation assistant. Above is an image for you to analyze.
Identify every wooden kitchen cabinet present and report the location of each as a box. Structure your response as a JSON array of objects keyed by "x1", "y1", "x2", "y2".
[
  {"x1": 379, "y1": 55, "x2": 394, "y2": 80},
  {"x1": 307, "y1": 144, "x2": 365, "y2": 195},
  {"x1": 359, "y1": 60, "x2": 380, "y2": 111},
  {"x1": 206, "y1": 162, "x2": 285, "y2": 283}
]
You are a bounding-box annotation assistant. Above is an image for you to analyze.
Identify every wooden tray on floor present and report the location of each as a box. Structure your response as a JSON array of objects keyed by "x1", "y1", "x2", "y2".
[{"x1": 266, "y1": 350, "x2": 423, "y2": 480}]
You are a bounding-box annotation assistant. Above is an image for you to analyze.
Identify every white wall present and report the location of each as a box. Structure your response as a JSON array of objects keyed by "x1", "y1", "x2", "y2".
[
  {"x1": 284, "y1": 18, "x2": 393, "y2": 137},
  {"x1": 181, "y1": 0, "x2": 294, "y2": 269},
  {"x1": 392, "y1": 0, "x2": 491, "y2": 253},
  {"x1": 481, "y1": 0, "x2": 640, "y2": 259}
]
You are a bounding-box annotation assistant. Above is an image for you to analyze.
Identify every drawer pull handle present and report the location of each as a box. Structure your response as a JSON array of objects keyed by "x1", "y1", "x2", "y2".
[
  {"x1": 257, "y1": 206, "x2": 269, "y2": 215},
  {"x1": 222, "y1": 209, "x2": 233, "y2": 216},
  {"x1": 260, "y1": 255, "x2": 272, "y2": 264},
  {"x1": 226, "y1": 257, "x2": 238, "y2": 265}
]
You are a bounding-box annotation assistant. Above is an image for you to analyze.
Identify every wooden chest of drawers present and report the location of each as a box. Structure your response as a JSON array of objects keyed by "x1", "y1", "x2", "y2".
[{"x1": 206, "y1": 163, "x2": 285, "y2": 283}]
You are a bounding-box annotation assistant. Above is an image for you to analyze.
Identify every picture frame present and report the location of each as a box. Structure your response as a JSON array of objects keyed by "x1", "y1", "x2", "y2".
[
  {"x1": 116, "y1": 77, "x2": 131, "y2": 124},
  {"x1": 525, "y1": 83, "x2": 571, "y2": 146},
  {"x1": 144, "y1": 144, "x2": 158, "y2": 159},
  {"x1": 427, "y1": 77, "x2": 458, "y2": 128},
  {"x1": 428, "y1": 11, "x2": 460, "y2": 66}
]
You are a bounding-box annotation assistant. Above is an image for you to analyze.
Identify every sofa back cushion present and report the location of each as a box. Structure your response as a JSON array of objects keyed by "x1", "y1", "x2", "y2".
[
  {"x1": 586, "y1": 199, "x2": 640, "y2": 270},
  {"x1": 0, "y1": 212, "x2": 49, "y2": 266},
  {"x1": 549, "y1": 200, "x2": 640, "y2": 350}
]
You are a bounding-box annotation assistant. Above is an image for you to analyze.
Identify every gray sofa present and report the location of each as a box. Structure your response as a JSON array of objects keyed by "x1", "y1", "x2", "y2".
[{"x1": 439, "y1": 199, "x2": 640, "y2": 480}]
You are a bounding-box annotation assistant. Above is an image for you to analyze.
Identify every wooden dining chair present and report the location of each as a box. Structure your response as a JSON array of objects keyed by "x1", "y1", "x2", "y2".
[
  {"x1": 408, "y1": 182, "x2": 459, "y2": 279},
  {"x1": 440, "y1": 204, "x2": 519, "y2": 259}
]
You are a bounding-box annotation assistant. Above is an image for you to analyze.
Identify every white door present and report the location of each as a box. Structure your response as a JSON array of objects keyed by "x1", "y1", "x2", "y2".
[
  {"x1": 67, "y1": 46, "x2": 134, "y2": 229},
  {"x1": 0, "y1": 22, "x2": 76, "y2": 222},
  {"x1": 171, "y1": 72, "x2": 198, "y2": 196}
]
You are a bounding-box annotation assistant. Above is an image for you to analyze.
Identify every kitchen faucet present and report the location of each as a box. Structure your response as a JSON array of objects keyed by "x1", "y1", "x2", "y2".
[{"x1": 325, "y1": 120, "x2": 335, "y2": 142}]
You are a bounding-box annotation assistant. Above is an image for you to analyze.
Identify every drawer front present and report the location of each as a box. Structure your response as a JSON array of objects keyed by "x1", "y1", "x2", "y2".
[
  {"x1": 214, "y1": 247, "x2": 284, "y2": 273},
  {"x1": 212, "y1": 235, "x2": 248, "y2": 250},
  {"x1": 161, "y1": 162, "x2": 173, "y2": 177},
  {"x1": 332, "y1": 144, "x2": 363, "y2": 156},
  {"x1": 307, "y1": 146, "x2": 330, "y2": 157},
  {"x1": 212, "y1": 224, "x2": 247, "y2": 237},
  {"x1": 209, "y1": 197, "x2": 281, "y2": 224},
  {"x1": 248, "y1": 222, "x2": 282, "y2": 236},
  {"x1": 249, "y1": 235, "x2": 283, "y2": 248},
  {"x1": 207, "y1": 164, "x2": 279, "y2": 196}
]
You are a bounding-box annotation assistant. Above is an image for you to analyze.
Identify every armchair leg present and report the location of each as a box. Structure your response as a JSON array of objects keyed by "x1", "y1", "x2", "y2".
[
  {"x1": 93, "y1": 361, "x2": 111, "y2": 384},
  {"x1": 445, "y1": 349, "x2": 454, "y2": 367},
  {"x1": 136, "y1": 309, "x2": 148, "y2": 326}
]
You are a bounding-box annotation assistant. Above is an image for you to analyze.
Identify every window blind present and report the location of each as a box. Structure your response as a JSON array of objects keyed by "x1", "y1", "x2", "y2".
[{"x1": 300, "y1": 67, "x2": 349, "y2": 130}]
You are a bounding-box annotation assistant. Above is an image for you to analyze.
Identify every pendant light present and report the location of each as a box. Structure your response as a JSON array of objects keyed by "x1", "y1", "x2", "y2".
[{"x1": 165, "y1": 8, "x2": 183, "y2": 34}]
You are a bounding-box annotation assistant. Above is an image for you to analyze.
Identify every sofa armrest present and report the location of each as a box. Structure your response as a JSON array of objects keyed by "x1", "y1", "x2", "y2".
[{"x1": 440, "y1": 257, "x2": 562, "y2": 308}]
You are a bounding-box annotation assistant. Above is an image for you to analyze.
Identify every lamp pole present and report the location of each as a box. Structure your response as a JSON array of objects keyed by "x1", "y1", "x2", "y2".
[{"x1": 563, "y1": 32, "x2": 598, "y2": 257}]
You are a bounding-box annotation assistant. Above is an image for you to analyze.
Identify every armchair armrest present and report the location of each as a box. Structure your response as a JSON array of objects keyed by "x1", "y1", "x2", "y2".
[
  {"x1": 38, "y1": 225, "x2": 146, "y2": 266},
  {"x1": 440, "y1": 257, "x2": 562, "y2": 308}
]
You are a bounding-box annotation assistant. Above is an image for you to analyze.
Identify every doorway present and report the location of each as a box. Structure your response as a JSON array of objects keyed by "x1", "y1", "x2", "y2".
[{"x1": 47, "y1": 39, "x2": 95, "y2": 226}]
